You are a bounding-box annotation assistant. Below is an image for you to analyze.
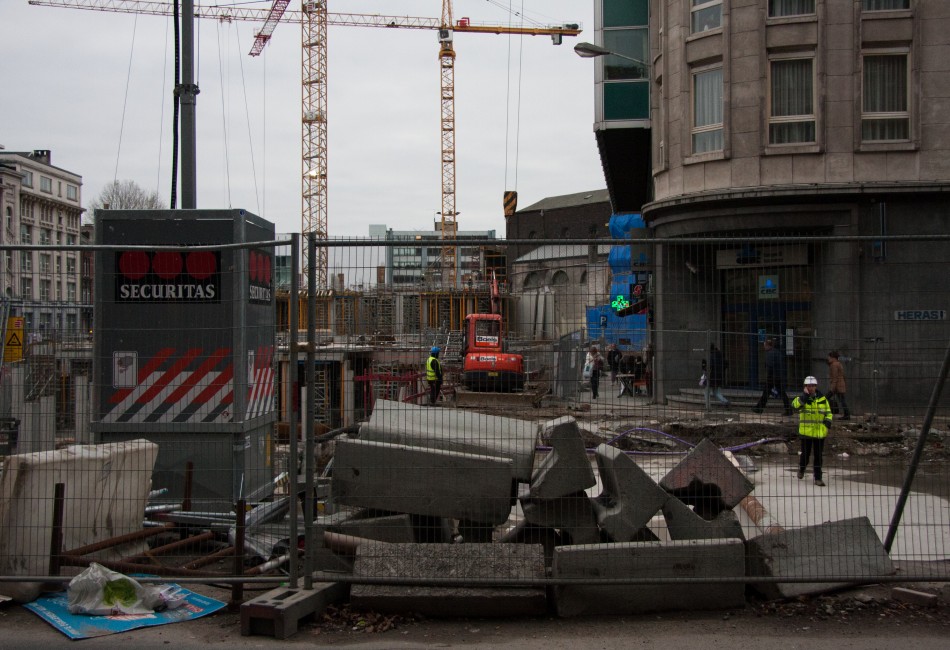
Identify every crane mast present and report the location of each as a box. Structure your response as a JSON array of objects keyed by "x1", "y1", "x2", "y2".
[
  {"x1": 439, "y1": 0, "x2": 457, "y2": 288},
  {"x1": 302, "y1": 1, "x2": 328, "y2": 288}
]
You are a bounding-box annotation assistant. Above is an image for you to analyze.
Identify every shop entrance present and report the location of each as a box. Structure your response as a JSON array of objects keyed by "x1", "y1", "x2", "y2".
[{"x1": 719, "y1": 265, "x2": 813, "y2": 389}]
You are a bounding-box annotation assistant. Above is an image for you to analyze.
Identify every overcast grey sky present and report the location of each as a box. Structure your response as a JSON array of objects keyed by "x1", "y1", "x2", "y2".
[{"x1": 3, "y1": 1, "x2": 605, "y2": 239}]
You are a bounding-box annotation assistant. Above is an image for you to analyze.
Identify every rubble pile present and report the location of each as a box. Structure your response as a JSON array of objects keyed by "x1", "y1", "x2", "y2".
[{"x1": 266, "y1": 400, "x2": 893, "y2": 620}]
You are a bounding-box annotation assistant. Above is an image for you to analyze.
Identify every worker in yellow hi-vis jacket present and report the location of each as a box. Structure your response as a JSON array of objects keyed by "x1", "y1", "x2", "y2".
[{"x1": 792, "y1": 375, "x2": 833, "y2": 487}]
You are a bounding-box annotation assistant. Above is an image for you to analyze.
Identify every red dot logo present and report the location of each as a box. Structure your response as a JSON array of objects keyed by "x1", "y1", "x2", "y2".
[
  {"x1": 262, "y1": 255, "x2": 271, "y2": 284},
  {"x1": 186, "y1": 252, "x2": 217, "y2": 280},
  {"x1": 249, "y1": 251, "x2": 260, "y2": 282},
  {"x1": 152, "y1": 252, "x2": 183, "y2": 279},
  {"x1": 119, "y1": 251, "x2": 150, "y2": 279}
]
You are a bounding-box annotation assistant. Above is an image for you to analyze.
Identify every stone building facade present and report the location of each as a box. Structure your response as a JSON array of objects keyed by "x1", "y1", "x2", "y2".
[
  {"x1": 0, "y1": 149, "x2": 84, "y2": 337},
  {"x1": 637, "y1": 0, "x2": 950, "y2": 411}
]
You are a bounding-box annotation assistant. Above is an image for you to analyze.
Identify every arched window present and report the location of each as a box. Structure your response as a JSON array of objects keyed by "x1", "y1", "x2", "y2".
[
  {"x1": 551, "y1": 270, "x2": 570, "y2": 286},
  {"x1": 523, "y1": 271, "x2": 543, "y2": 289}
]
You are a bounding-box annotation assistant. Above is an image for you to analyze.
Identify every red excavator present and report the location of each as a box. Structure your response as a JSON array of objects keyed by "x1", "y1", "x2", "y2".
[{"x1": 460, "y1": 272, "x2": 525, "y2": 392}]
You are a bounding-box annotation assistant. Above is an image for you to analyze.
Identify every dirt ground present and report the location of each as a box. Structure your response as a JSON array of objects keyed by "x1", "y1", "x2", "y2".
[{"x1": 2, "y1": 580, "x2": 949, "y2": 648}]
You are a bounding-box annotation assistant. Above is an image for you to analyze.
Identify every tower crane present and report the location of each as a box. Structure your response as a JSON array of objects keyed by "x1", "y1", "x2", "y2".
[{"x1": 29, "y1": 1, "x2": 581, "y2": 288}]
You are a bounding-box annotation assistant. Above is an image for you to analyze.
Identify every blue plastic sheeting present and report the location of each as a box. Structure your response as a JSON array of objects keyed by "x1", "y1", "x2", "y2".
[
  {"x1": 24, "y1": 584, "x2": 225, "y2": 639},
  {"x1": 609, "y1": 213, "x2": 644, "y2": 239},
  {"x1": 587, "y1": 305, "x2": 648, "y2": 351},
  {"x1": 608, "y1": 245, "x2": 631, "y2": 273}
]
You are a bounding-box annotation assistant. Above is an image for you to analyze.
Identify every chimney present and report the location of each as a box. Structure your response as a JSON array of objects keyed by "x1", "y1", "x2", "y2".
[{"x1": 31, "y1": 150, "x2": 51, "y2": 165}]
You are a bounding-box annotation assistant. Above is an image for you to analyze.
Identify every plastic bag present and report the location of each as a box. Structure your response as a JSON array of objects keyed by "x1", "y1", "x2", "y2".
[
  {"x1": 698, "y1": 373, "x2": 707, "y2": 387},
  {"x1": 67, "y1": 563, "x2": 185, "y2": 616},
  {"x1": 582, "y1": 361, "x2": 593, "y2": 381}
]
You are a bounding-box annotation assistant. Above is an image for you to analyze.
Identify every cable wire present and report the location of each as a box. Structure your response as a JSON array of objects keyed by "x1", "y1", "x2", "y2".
[{"x1": 113, "y1": 13, "x2": 139, "y2": 188}]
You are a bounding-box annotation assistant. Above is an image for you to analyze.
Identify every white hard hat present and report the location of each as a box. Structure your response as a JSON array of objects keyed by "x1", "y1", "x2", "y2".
[{"x1": 803, "y1": 376, "x2": 818, "y2": 385}]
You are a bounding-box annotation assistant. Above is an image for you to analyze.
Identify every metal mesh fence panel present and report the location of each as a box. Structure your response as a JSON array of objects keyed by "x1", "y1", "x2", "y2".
[{"x1": 1, "y1": 232, "x2": 948, "y2": 614}]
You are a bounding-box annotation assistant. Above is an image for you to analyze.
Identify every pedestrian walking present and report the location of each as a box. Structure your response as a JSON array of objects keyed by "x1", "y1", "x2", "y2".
[
  {"x1": 606, "y1": 344, "x2": 623, "y2": 386},
  {"x1": 587, "y1": 346, "x2": 604, "y2": 399},
  {"x1": 426, "y1": 346, "x2": 443, "y2": 406},
  {"x1": 702, "y1": 343, "x2": 731, "y2": 406},
  {"x1": 792, "y1": 375, "x2": 833, "y2": 486},
  {"x1": 826, "y1": 351, "x2": 851, "y2": 420},
  {"x1": 752, "y1": 338, "x2": 792, "y2": 415}
]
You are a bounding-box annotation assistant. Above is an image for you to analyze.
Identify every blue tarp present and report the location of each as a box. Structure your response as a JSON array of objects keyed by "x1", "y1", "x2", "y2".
[
  {"x1": 587, "y1": 305, "x2": 648, "y2": 351},
  {"x1": 608, "y1": 213, "x2": 644, "y2": 239},
  {"x1": 608, "y1": 245, "x2": 631, "y2": 273}
]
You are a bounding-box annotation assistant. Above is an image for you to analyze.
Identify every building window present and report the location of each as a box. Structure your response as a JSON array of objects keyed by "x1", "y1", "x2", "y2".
[
  {"x1": 67, "y1": 185, "x2": 78, "y2": 201},
  {"x1": 40, "y1": 177, "x2": 52, "y2": 193},
  {"x1": 862, "y1": 0, "x2": 909, "y2": 10},
  {"x1": 692, "y1": 66, "x2": 724, "y2": 153},
  {"x1": 769, "y1": 0, "x2": 815, "y2": 17},
  {"x1": 603, "y1": 28, "x2": 649, "y2": 80},
  {"x1": 691, "y1": 0, "x2": 721, "y2": 34},
  {"x1": 40, "y1": 254, "x2": 51, "y2": 274},
  {"x1": 21, "y1": 254, "x2": 32, "y2": 273},
  {"x1": 40, "y1": 280, "x2": 51, "y2": 301},
  {"x1": 21, "y1": 279, "x2": 32, "y2": 300},
  {"x1": 67, "y1": 258, "x2": 77, "y2": 275},
  {"x1": 862, "y1": 53, "x2": 910, "y2": 141},
  {"x1": 20, "y1": 225, "x2": 31, "y2": 244},
  {"x1": 22, "y1": 171, "x2": 33, "y2": 187},
  {"x1": 769, "y1": 57, "x2": 816, "y2": 144},
  {"x1": 40, "y1": 229, "x2": 52, "y2": 245}
]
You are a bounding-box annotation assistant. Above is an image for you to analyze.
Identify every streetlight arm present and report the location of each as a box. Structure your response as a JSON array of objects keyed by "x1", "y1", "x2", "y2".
[{"x1": 573, "y1": 41, "x2": 649, "y2": 69}]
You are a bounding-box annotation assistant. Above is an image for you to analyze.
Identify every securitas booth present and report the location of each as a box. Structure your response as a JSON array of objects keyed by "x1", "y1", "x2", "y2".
[{"x1": 92, "y1": 209, "x2": 277, "y2": 511}]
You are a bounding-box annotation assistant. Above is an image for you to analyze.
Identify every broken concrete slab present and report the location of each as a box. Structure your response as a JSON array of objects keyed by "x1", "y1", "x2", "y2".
[
  {"x1": 331, "y1": 439, "x2": 514, "y2": 525},
  {"x1": 358, "y1": 399, "x2": 537, "y2": 482},
  {"x1": 552, "y1": 538, "x2": 746, "y2": 616},
  {"x1": 659, "y1": 438, "x2": 753, "y2": 513},
  {"x1": 350, "y1": 542, "x2": 547, "y2": 617},
  {"x1": 521, "y1": 491, "x2": 601, "y2": 545},
  {"x1": 0, "y1": 440, "x2": 158, "y2": 603},
  {"x1": 590, "y1": 444, "x2": 669, "y2": 542},
  {"x1": 661, "y1": 496, "x2": 744, "y2": 541},
  {"x1": 747, "y1": 516, "x2": 895, "y2": 599},
  {"x1": 891, "y1": 587, "x2": 938, "y2": 607},
  {"x1": 497, "y1": 520, "x2": 563, "y2": 566},
  {"x1": 328, "y1": 513, "x2": 416, "y2": 543},
  {"x1": 530, "y1": 417, "x2": 596, "y2": 499}
]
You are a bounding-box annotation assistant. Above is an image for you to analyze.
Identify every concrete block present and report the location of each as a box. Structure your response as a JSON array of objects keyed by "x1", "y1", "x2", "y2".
[
  {"x1": 891, "y1": 587, "x2": 938, "y2": 607},
  {"x1": 497, "y1": 520, "x2": 563, "y2": 566},
  {"x1": 521, "y1": 491, "x2": 601, "y2": 545},
  {"x1": 328, "y1": 513, "x2": 416, "y2": 543},
  {"x1": 350, "y1": 542, "x2": 547, "y2": 617},
  {"x1": 661, "y1": 497, "x2": 745, "y2": 541},
  {"x1": 241, "y1": 582, "x2": 348, "y2": 639},
  {"x1": 530, "y1": 416, "x2": 596, "y2": 499},
  {"x1": 0, "y1": 440, "x2": 158, "y2": 603},
  {"x1": 747, "y1": 516, "x2": 895, "y2": 600},
  {"x1": 659, "y1": 438, "x2": 753, "y2": 513},
  {"x1": 590, "y1": 444, "x2": 669, "y2": 542},
  {"x1": 552, "y1": 539, "x2": 746, "y2": 616},
  {"x1": 359, "y1": 399, "x2": 537, "y2": 482},
  {"x1": 331, "y1": 439, "x2": 514, "y2": 525}
]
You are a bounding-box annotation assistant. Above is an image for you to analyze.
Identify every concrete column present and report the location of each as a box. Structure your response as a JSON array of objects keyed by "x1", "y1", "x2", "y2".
[
  {"x1": 20, "y1": 396, "x2": 55, "y2": 453},
  {"x1": 74, "y1": 374, "x2": 92, "y2": 444},
  {"x1": 9, "y1": 365, "x2": 24, "y2": 424}
]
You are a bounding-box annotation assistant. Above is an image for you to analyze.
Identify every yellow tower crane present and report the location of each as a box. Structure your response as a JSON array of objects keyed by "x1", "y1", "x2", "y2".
[{"x1": 29, "y1": 0, "x2": 581, "y2": 288}]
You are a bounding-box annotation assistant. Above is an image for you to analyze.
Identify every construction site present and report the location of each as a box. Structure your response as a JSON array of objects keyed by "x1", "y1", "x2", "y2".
[{"x1": 2, "y1": 0, "x2": 950, "y2": 644}]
